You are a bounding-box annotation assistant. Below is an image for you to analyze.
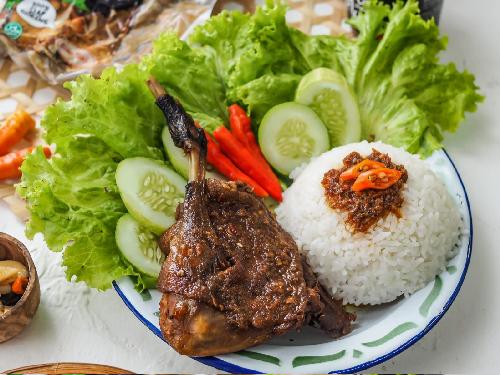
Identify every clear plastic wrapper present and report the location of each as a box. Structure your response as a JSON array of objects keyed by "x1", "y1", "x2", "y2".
[{"x1": 0, "y1": 0, "x2": 212, "y2": 83}]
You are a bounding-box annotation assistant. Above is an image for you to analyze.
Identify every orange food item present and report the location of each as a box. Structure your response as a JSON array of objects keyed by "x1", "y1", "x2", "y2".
[
  {"x1": 0, "y1": 110, "x2": 36, "y2": 156},
  {"x1": 339, "y1": 159, "x2": 386, "y2": 182},
  {"x1": 11, "y1": 276, "x2": 29, "y2": 295},
  {"x1": 351, "y1": 167, "x2": 403, "y2": 192},
  {"x1": 204, "y1": 130, "x2": 268, "y2": 198},
  {"x1": 228, "y1": 104, "x2": 282, "y2": 200},
  {"x1": 0, "y1": 146, "x2": 51, "y2": 180},
  {"x1": 213, "y1": 126, "x2": 282, "y2": 201}
]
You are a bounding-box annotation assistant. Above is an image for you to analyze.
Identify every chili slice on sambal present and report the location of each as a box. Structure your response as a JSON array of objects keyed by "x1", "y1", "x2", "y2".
[{"x1": 321, "y1": 149, "x2": 408, "y2": 233}]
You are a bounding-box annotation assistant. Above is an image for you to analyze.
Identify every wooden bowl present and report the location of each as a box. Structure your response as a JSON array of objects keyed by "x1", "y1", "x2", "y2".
[
  {"x1": 0, "y1": 232, "x2": 40, "y2": 343},
  {"x1": 5, "y1": 362, "x2": 133, "y2": 374}
]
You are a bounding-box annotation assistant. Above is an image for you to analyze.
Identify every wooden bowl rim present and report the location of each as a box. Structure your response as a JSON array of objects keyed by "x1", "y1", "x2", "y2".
[
  {"x1": 4, "y1": 362, "x2": 134, "y2": 374},
  {"x1": 0, "y1": 232, "x2": 38, "y2": 321}
]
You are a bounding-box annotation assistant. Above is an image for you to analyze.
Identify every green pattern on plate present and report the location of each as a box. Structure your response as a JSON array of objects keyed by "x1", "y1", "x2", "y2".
[
  {"x1": 292, "y1": 350, "x2": 345, "y2": 367},
  {"x1": 237, "y1": 350, "x2": 281, "y2": 366},
  {"x1": 153, "y1": 310, "x2": 160, "y2": 317},
  {"x1": 353, "y1": 349, "x2": 363, "y2": 358},
  {"x1": 447, "y1": 265, "x2": 457, "y2": 274},
  {"x1": 419, "y1": 275, "x2": 443, "y2": 317},
  {"x1": 362, "y1": 322, "x2": 418, "y2": 347}
]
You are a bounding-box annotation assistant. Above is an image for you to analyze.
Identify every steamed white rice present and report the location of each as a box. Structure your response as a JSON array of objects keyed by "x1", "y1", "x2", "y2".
[{"x1": 276, "y1": 141, "x2": 462, "y2": 305}]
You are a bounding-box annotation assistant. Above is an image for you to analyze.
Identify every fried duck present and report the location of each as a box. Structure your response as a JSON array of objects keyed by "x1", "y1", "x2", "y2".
[{"x1": 147, "y1": 78, "x2": 354, "y2": 357}]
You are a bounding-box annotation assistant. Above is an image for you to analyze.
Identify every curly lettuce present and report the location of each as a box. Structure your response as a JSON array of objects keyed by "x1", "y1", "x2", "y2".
[
  {"x1": 18, "y1": 65, "x2": 165, "y2": 290},
  {"x1": 141, "y1": 32, "x2": 227, "y2": 130},
  {"x1": 189, "y1": 2, "x2": 307, "y2": 93},
  {"x1": 335, "y1": 0, "x2": 483, "y2": 155}
]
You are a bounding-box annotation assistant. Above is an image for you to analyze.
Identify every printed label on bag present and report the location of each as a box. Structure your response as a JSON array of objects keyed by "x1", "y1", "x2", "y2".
[
  {"x1": 16, "y1": 0, "x2": 56, "y2": 28},
  {"x1": 3, "y1": 21, "x2": 23, "y2": 39}
]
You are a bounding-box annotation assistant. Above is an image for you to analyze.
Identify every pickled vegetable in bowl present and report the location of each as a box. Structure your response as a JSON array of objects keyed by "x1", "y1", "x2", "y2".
[{"x1": 0, "y1": 260, "x2": 29, "y2": 315}]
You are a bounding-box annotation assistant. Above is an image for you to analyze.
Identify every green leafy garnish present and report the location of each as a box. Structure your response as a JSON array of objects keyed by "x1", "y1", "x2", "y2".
[
  {"x1": 335, "y1": 0, "x2": 483, "y2": 155},
  {"x1": 18, "y1": 66, "x2": 164, "y2": 291}
]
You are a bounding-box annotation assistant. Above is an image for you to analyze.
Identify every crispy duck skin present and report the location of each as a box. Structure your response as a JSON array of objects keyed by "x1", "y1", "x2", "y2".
[{"x1": 147, "y1": 78, "x2": 354, "y2": 356}]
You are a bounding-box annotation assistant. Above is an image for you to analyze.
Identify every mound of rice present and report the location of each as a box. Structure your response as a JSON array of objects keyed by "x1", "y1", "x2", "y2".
[{"x1": 276, "y1": 141, "x2": 462, "y2": 305}]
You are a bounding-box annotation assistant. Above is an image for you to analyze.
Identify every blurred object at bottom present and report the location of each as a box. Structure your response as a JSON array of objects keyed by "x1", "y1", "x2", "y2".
[{"x1": 4, "y1": 362, "x2": 133, "y2": 374}]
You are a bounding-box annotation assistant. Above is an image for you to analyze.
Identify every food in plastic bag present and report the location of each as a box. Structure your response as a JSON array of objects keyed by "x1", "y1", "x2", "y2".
[{"x1": 0, "y1": 0, "x2": 211, "y2": 83}]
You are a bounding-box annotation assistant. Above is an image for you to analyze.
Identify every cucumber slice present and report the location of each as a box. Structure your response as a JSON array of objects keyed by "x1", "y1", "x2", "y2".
[
  {"x1": 295, "y1": 68, "x2": 361, "y2": 147},
  {"x1": 258, "y1": 102, "x2": 329, "y2": 175},
  {"x1": 162, "y1": 127, "x2": 189, "y2": 180},
  {"x1": 162, "y1": 126, "x2": 224, "y2": 181},
  {"x1": 116, "y1": 214, "x2": 165, "y2": 278},
  {"x1": 116, "y1": 157, "x2": 186, "y2": 234}
]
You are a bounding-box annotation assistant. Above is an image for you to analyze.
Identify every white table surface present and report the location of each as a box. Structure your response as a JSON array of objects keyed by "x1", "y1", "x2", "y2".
[{"x1": 1, "y1": 0, "x2": 500, "y2": 373}]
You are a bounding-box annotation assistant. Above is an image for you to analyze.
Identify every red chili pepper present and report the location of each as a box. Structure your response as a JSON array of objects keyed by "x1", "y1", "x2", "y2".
[
  {"x1": 204, "y1": 130, "x2": 268, "y2": 198},
  {"x1": 229, "y1": 105, "x2": 266, "y2": 156},
  {"x1": 214, "y1": 126, "x2": 282, "y2": 201},
  {"x1": 228, "y1": 112, "x2": 249, "y2": 147},
  {"x1": 0, "y1": 146, "x2": 51, "y2": 180},
  {"x1": 340, "y1": 159, "x2": 386, "y2": 182},
  {"x1": 228, "y1": 104, "x2": 248, "y2": 120},
  {"x1": 0, "y1": 110, "x2": 36, "y2": 156},
  {"x1": 351, "y1": 167, "x2": 402, "y2": 192},
  {"x1": 228, "y1": 105, "x2": 282, "y2": 201}
]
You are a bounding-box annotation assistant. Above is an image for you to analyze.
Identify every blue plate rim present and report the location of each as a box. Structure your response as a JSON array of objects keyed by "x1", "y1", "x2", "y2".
[{"x1": 113, "y1": 148, "x2": 473, "y2": 374}]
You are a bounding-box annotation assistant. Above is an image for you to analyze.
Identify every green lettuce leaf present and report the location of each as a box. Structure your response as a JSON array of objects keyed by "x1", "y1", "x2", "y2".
[
  {"x1": 18, "y1": 65, "x2": 166, "y2": 290},
  {"x1": 191, "y1": 112, "x2": 224, "y2": 134},
  {"x1": 17, "y1": 142, "x2": 145, "y2": 290},
  {"x1": 289, "y1": 28, "x2": 341, "y2": 72},
  {"x1": 44, "y1": 65, "x2": 164, "y2": 159},
  {"x1": 142, "y1": 33, "x2": 228, "y2": 122},
  {"x1": 189, "y1": 0, "x2": 308, "y2": 96},
  {"x1": 189, "y1": 1, "x2": 327, "y2": 124},
  {"x1": 232, "y1": 73, "x2": 301, "y2": 125},
  {"x1": 336, "y1": 0, "x2": 483, "y2": 155}
]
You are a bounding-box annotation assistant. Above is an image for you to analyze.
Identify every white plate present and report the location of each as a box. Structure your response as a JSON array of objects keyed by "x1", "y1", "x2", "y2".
[{"x1": 113, "y1": 148, "x2": 472, "y2": 374}]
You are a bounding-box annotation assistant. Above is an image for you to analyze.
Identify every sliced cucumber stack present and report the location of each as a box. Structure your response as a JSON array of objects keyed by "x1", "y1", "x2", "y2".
[
  {"x1": 296, "y1": 68, "x2": 361, "y2": 147},
  {"x1": 116, "y1": 214, "x2": 164, "y2": 278},
  {"x1": 116, "y1": 157, "x2": 186, "y2": 234},
  {"x1": 258, "y1": 102, "x2": 329, "y2": 175}
]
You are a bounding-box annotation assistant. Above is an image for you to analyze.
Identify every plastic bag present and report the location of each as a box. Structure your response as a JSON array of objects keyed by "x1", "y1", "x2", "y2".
[{"x1": 0, "y1": 0, "x2": 211, "y2": 83}]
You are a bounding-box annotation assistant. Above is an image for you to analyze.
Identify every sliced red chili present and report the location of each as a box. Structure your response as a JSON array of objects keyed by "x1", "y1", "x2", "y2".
[
  {"x1": 351, "y1": 167, "x2": 402, "y2": 192},
  {"x1": 339, "y1": 159, "x2": 386, "y2": 182}
]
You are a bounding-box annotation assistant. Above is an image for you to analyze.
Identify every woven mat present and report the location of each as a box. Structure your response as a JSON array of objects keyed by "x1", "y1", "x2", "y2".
[
  {"x1": 0, "y1": 0, "x2": 349, "y2": 219},
  {"x1": 284, "y1": 0, "x2": 348, "y2": 35},
  {"x1": 0, "y1": 58, "x2": 70, "y2": 121}
]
